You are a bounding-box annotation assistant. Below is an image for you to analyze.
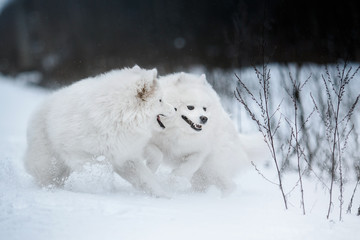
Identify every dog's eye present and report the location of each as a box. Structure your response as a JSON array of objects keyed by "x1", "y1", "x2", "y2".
[
  {"x1": 159, "y1": 99, "x2": 162, "y2": 103},
  {"x1": 203, "y1": 107, "x2": 207, "y2": 111},
  {"x1": 187, "y1": 106, "x2": 194, "y2": 110}
]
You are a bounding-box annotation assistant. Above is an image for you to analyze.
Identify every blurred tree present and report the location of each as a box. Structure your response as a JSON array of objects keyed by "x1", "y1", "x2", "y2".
[{"x1": 0, "y1": 0, "x2": 359, "y2": 86}]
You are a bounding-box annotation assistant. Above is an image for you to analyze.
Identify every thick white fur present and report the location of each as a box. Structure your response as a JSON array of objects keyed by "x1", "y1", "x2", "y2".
[
  {"x1": 145, "y1": 72, "x2": 249, "y2": 195},
  {"x1": 24, "y1": 66, "x2": 174, "y2": 197}
]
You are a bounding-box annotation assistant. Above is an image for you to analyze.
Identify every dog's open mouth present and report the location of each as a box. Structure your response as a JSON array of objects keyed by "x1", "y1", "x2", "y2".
[
  {"x1": 157, "y1": 114, "x2": 165, "y2": 129},
  {"x1": 181, "y1": 115, "x2": 202, "y2": 131}
]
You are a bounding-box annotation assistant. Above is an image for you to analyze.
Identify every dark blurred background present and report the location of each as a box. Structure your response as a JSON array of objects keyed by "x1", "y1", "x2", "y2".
[{"x1": 0, "y1": 0, "x2": 359, "y2": 86}]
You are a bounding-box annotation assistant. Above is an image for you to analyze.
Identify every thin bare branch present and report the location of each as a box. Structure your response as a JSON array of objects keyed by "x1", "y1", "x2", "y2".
[{"x1": 251, "y1": 161, "x2": 278, "y2": 186}]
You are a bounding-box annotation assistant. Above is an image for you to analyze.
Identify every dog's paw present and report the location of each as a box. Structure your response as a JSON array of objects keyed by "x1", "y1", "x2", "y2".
[
  {"x1": 165, "y1": 175, "x2": 191, "y2": 192},
  {"x1": 220, "y1": 181, "x2": 237, "y2": 197},
  {"x1": 144, "y1": 185, "x2": 171, "y2": 199},
  {"x1": 152, "y1": 190, "x2": 171, "y2": 199}
]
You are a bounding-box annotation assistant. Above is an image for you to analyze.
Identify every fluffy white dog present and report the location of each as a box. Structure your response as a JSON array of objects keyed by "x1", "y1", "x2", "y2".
[
  {"x1": 145, "y1": 72, "x2": 250, "y2": 195},
  {"x1": 24, "y1": 66, "x2": 174, "y2": 197}
]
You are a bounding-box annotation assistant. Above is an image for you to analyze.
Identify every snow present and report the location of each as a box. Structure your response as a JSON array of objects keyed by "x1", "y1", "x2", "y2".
[{"x1": 1, "y1": 72, "x2": 360, "y2": 240}]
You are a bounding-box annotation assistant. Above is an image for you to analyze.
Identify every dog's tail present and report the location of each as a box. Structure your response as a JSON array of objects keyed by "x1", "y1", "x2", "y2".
[{"x1": 238, "y1": 133, "x2": 270, "y2": 164}]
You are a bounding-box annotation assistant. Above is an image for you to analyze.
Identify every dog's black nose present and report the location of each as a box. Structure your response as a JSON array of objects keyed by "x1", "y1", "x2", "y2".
[{"x1": 200, "y1": 116, "x2": 208, "y2": 124}]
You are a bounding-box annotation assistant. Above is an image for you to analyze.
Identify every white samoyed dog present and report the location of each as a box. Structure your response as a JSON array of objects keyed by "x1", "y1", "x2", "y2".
[
  {"x1": 24, "y1": 66, "x2": 175, "y2": 197},
  {"x1": 145, "y1": 72, "x2": 251, "y2": 195}
]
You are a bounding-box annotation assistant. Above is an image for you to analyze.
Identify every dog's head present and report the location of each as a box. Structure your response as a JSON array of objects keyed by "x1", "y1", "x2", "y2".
[
  {"x1": 177, "y1": 102, "x2": 209, "y2": 132},
  {"x1": 116, "y1": 65, "x2": 175, "y2": 129},
  {"x1": 157, "y1": 72, "x2": 218, "y2": 134}
]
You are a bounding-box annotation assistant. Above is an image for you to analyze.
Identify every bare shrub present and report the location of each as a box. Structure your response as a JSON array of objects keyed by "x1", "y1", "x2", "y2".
[
  {"x1": 283, "y1": 70, "x2": 315, "y2": 215},
  {"x1": 234, "y1": 62, "x2": 360, "y2": 219},
  {"x1": 310, "y1": 62, "x2": 360, "y2": 220},
  {"x1": 234, "y1": 62, "x2": 288, "y2": 210}
]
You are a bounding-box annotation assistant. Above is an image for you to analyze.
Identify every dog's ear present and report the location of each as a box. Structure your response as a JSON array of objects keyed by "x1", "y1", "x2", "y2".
[
  {"x1": 132, "y1": 65, "x2": 141, "y2": 71},
  {"x1": 136, "y1": 70, "x2": 158, "y2": 102},
  {"x1": 200, "y1": 74, "x2": 207, "y2": 84},
  {"x1": 151, "y1": 68, "x2": 158, "y2": 80},
  {"x1": 175, "y1": 72, "x2": 186, "y2": 84},
  {"x1": 136, "y1": 85, "x2": 147, "y2": 102},
  {"x1": 150, "y1": 68, "x2": 159, "y2": 91}
]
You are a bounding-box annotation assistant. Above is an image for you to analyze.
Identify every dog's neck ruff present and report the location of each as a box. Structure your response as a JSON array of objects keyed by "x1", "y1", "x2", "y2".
[{"x1": 181, "y1": 115, "x2": 202, "y2": 131}]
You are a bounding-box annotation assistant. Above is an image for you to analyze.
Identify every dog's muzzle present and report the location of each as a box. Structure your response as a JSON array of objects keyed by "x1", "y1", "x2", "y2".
[{"x1": 181, "y1": 115, "x2": 203, "y2": 131}]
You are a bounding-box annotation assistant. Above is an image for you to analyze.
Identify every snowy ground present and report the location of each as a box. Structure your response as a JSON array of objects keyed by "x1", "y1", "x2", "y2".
[{"x1": 0, "y1": 73, "x2": 359, "y2": 240}]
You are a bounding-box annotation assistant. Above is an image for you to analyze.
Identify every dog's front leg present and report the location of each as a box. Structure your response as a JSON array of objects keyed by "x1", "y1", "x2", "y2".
[
  {"x1": 115, "y1": 159, "x2": 169, "y2": 198},
  {"x1": 144, "y1": 144, "x2": 163, "y2": 173},
  {"x1": 171, "y1": 153, "x2": 205, "y2": 180}
]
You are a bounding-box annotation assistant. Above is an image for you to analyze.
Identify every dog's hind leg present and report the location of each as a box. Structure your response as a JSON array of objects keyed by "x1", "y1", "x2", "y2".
[
  {"x1": 25, "y1": 144, "x2": 69, "y2": 187},
  {"x1": 24, "y1": 111, "x2": 69, "y2": 187}
]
